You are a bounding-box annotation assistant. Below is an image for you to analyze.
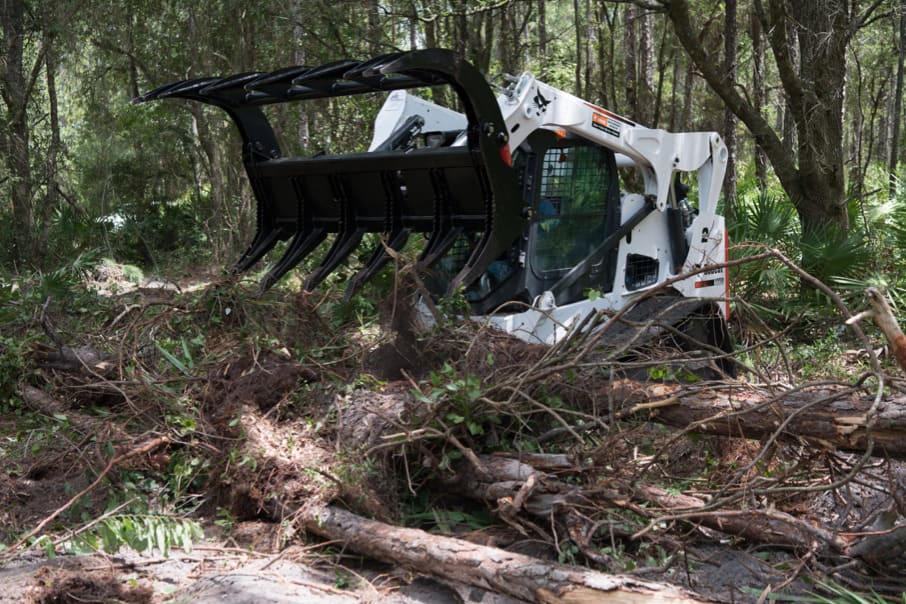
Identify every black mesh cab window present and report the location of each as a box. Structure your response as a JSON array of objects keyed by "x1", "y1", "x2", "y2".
[{"x1": 531, "y1": 144, "x2": 613, "y2": 274}]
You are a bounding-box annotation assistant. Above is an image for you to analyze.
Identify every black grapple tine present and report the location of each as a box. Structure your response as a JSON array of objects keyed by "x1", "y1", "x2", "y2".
[
  {"x1": 133, "y1": 77, "x2": 219, "y2": 103},
  {"x1": 447, "y1": 163, "x2": 498, "y2": 293},
  {"x1": 259, "y1": 228, "x2": 327, "y2": 292},
  {"x1": 303, "y1": 230, "x2": 367, "y2": 292},
  {"x1": 342, "y1": 229, "x2": 410, "y2": 302},
  {"x1": 343, "y1": 169, "x2": 411, "y2": 301},
  {"x1": 291, "y1": 60, "x2": 360, "y2": 88},
  {"x1": 419, "y1": 227, "x2": 463, "y2": 270},
  {"x1": 234, "y1": 225, "x2": 282, "y2": 275},
  {"x1": 200, "y1": 72, "x2": 261, "y2": 95},
  {"x1": 244, "y1": 66, "x2": 312, "y2": 100},
  {"x1": 258, "y1": 174, "x2": 328, "y2": 291},
  {"x1": 343, "y1": 53, "x2": 405, "y2": 78},
  {"x1": 234, "y1": 176, "x2": 283, "y2": 273},
  {"x1": 302, "y1": 172, "x2": 368, "y2": 291},
  {"x1": 449, "y1": 233, "x2": 494, "y2": 294},
  {"x1": 417, "y1": 166, "x2": 462, "y2": 269}
]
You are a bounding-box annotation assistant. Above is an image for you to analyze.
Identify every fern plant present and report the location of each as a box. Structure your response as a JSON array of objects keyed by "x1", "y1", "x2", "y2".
[
  {"x1": 728, "y1": 187, "x2": 801, "y2": 317},
  {"x1": 51, "y1": 514, "x2": 204, "y2": 557},
  {"x1": 728, "y1": 177, "x2": 905, "y2": 324}
]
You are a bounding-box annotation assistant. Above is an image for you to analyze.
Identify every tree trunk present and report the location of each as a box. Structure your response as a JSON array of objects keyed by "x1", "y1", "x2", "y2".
[
  {"x1": 639, "y1": 7, "x2": 654, "y2": 125},
  {"x1": 668, "y1": 53, "x2": 679, "y2": 130},
  {"x1": 890, "y1": 9, "x2": 905, "y2": 197},
  {"x1": 598, "y1": 3, "x2": 618, "y2": 110},
  {"x1": 780, "y1": 15, "x2": 800, "y2": 160},
  {"x1": 680, "y1": 56, "x2": 694, "y2": 131},
  {"x1": 789, "y1": 1, "x2": 849, "y2": 231},
  {"x1": 722, "y1": 0, "x2": 738, "y2": 222},
  {"x1": 574, "y1": 0, "x2": 583, "y2": 97},
  {"x1": 299, "y1": 505, "x2": 707, "y2": 603},
  {"x1": 584, "y1": 0, "x2": 593, "y2": 100},
  {"x1": 454, "y1": 0, "x2": 467, "y2": 62},
  {"x1": 424, "y1": 7, "x2": 438, "y2": 50},
  {"x1": 40, "y1": 32, "x2": 62, "y2": 252},
  {"x1": 538, "y1": 0, "x2": 547, "y2": 58},
  {"x1": 623, "y1": 4, "x2": 638, "y2": 117},
  {"x1": 292, "y1": 0, "x2": 310, "y2": 152},
  {"x1": 367, "y1": 0, "x2": 380, "y2": 55},
  {"x1": 0, "y1": 0, "x2": 35, "y2": 267},
  {"x1": 594, "y1": 3, "x2": 609, "y2": 106},
  {"x1": 652, "y1": 23, "x2": 668, "y2": 128},
  {"x1": 751, "y1": 6, "x2": 768, "y2": 189}
]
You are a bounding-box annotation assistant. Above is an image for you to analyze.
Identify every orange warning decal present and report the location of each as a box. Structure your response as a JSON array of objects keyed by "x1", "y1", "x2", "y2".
[{"x1": 592, "y1": 113, "x2": 608, "y2": 129}]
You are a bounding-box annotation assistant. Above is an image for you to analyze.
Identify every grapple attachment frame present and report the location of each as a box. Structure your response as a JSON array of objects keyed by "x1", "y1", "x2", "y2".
[{"x1": 135, "y1": 49, "x2": 524, "y2": 297}]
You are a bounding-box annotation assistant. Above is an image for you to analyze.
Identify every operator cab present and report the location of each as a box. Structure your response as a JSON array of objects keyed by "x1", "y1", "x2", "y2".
[{"x1": 428, "y1": 130, "x2": 622, "y2": 315}]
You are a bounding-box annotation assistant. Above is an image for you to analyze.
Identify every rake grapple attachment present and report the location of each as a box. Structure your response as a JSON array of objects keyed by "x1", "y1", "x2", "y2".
[{"x1": 135, "y1": 49, "x2": 524, "y2": 298}]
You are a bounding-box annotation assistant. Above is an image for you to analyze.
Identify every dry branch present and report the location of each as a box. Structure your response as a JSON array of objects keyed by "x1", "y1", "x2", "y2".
[
  {"x1": 847, "y1": 287, "x2": 906, "y2": 374},
  {"x1": 3, "y1": 435, "x2": 171, "y2": 556},
  {"x1": 449, "y1": 454, "x2": 849, "y2": 555}
]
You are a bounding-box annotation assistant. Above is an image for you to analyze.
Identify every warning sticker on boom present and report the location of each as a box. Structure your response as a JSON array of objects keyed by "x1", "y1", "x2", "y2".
[{"x1": 591, "y1": 112, "x2": 621, "y2": 137}]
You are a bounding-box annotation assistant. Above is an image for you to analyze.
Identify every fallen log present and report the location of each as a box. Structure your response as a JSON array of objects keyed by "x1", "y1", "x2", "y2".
[
  {"x1": 30, "y1": 342, "x2": 117, "y2": 376},
  {"x1": 299, "y1": 504, "x2": 707, "y2": 603},
  {"x1": 21, "y1": 385, "x2": 129, "y2": 440},
  {"x1": 609, "y1": 380, "x2": 906, "y2": 460}
]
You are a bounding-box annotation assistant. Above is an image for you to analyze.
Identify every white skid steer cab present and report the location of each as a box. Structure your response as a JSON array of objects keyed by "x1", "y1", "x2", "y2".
[{"x1": 136, "y1": 49, "x2": 733, "y2": 368}]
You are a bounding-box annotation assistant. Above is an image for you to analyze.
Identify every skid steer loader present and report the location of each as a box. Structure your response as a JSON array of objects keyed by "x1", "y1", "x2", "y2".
[{"x1": 136, "y1": 49, "x2": 731, "y2": 358}]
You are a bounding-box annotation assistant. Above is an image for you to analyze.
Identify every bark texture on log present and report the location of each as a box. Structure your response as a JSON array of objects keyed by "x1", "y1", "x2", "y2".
[
  {"x1": 300, "y1": 505, "x2": 706, "y2": 604},
  {"x1": 610, "y1": 380, "x2": 906, "y2": 459},
  {"x1": 30, "y1": 343, "x2": 116, "y2": 376}
]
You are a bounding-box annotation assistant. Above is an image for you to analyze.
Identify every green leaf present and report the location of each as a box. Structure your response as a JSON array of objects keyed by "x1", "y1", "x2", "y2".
[
  {"x1": 99, "y1": 523, "x2": 119, "y2": 552},
  {"x1": 156, "y1": 520, "x2": 169, "y2": 556},
  {"x1": 180, "y1": 338, "x2": 194, "y2": 370},
  {"x1": 156, "y1": 342, "x2": 192, "y2": 376}
]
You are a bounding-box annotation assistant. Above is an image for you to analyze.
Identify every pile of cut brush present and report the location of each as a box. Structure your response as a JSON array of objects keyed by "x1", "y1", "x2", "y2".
[{"x1": 4, "y1": 263, "x2": 906, "y2": 603}]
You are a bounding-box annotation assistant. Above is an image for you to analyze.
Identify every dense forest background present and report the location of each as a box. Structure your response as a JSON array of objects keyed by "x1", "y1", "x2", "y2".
[{"x1": 2, "y1": 0, "x2": 906, "y2": 317}]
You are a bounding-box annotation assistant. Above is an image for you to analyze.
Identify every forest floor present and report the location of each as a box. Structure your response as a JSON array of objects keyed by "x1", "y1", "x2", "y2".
[{"x1": 2, "y1": 262, "x2": 906, "y2": 603}]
